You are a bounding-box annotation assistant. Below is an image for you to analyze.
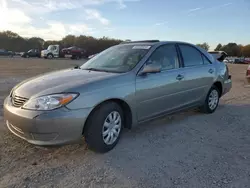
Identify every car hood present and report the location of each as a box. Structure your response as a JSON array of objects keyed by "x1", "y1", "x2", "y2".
[
  {"x1": 13, "y1": 68, "x2": 118, "y2": 98},
  {"x1": 41, "y1": 49, "x2": 49, "y2": 54}
]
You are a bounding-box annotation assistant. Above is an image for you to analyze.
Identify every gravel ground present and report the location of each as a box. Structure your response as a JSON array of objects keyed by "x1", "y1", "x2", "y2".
[{"x1": 0, "y1": 58, "x2": 250, "y2": 188}]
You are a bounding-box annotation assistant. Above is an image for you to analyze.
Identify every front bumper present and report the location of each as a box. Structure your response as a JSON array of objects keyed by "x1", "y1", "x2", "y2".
[
  {"x1": 4, "y1": 96, "x2": 92, "y2": 145},
  {"x1": 41, "y1": 53, "x2": 47, "y2": 58},
  {"x1": 222, "y1": 77, "x2": 232, "y2": 96}
]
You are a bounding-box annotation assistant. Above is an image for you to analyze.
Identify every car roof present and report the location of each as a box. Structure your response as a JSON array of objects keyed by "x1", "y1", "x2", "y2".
[
  {"x1": 119, "y1": 40, "x2": 199, "y2": 46},
  {"x1": 119, "y1": 40, "x2": 215, "y2": 62}
]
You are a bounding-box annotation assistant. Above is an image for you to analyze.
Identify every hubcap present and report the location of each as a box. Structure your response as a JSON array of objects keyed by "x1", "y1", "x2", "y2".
[
  {"x1": 208, "y1": 89, "x2": 219, "y2": 110},
  {"x1": 102, "y1": 111, "x2": 121, "y2": 145}
]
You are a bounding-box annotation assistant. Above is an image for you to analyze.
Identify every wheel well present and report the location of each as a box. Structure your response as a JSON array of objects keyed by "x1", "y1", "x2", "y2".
[
  {"x1": 83, "y1": 99, "x2": 132, "y2": 134},
  {"x1": 111, "y1": 99, "x2": 132, "y2": 129},
  {"x1": 213, "y1": 81, "x2": 222, "y2": 97}
]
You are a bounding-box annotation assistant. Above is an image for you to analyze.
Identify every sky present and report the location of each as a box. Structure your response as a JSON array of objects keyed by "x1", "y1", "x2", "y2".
[{"x1": 0, "y1": 0, "x2": 250, "y2": 49}]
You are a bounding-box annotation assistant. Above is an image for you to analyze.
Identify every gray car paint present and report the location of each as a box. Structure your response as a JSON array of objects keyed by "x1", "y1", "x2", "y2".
[{"x1": 3, "y1": 41, "x2": 232, "y2": 145}]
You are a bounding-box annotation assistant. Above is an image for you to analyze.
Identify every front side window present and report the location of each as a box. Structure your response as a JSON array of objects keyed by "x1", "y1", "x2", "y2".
[
  {"x1": 146, "y1": 44, "x2": 179, "y2": 70},
  {"x1": 179, "y1": 44, "x2": 203, "y2": 67},
  {"x1": 81, "y1": 45, "x2": 150, "y2": 73}
]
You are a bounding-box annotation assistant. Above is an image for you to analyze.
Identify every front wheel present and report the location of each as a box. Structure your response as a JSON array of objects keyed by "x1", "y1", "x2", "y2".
[
  {"x1": 47, "y1": 54, "x2": 53, "y2": 59},
  {"x1": 200, "y1": 86, "x2": 220, "y2": 113},
  {"x1": 84, "y1": 102, "x2": 124, "y2": 153}
]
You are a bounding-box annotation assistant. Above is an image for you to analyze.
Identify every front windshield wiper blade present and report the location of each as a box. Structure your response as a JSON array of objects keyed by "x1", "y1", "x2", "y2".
[
  {"x1": 83, "y1": 68, "x2": 104, "y2": 72},
  {"x1": 73, "y1": 65, "x2": 80, "y2": 69},
  {"x1": 83, "y1": 68, "x2": 121, "y2": 73}
]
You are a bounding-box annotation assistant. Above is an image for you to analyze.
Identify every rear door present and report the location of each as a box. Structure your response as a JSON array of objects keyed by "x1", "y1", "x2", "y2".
[{"x1": 177, "y1": 44, "x2": 215, "y2": 105}]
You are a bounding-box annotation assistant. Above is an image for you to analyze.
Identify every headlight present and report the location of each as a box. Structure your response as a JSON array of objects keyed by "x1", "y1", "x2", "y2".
[{"x1": 22, "y1": 93, "x2": 78, "y2": 111}]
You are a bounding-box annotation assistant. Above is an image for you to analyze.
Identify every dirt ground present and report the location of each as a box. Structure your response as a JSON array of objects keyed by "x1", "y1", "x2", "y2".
[{"x1": 0, "y1": 57, "x2": 250, "y2": 188}]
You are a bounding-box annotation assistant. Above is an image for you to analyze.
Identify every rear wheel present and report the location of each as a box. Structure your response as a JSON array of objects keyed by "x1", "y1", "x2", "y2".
[
  {"x1": 200, "y1": 86, "x2": 220, "y2": 113},
  {"x1": 84, "y1": 102, "x2": 124, "y2": 153}
]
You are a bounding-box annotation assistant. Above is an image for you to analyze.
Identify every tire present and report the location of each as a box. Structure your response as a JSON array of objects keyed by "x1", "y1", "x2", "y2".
[
  {"x1": 26, "y1": 55, "x2": 29, "y2": 58},
  {"x1": 47, "y1": 54, "x2": 53, "y2": 59},
  {"x1": 200, "y1": 86, "x2": 220, "y2": 113},
  {"x1": 84, "y1": 102, "x2": 124, "y2": 153}
]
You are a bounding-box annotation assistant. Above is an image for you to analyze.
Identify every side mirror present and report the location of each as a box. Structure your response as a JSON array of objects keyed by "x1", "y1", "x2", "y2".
[{"x1": 139, "y1": 64, "x2": 161, "y2": 76}]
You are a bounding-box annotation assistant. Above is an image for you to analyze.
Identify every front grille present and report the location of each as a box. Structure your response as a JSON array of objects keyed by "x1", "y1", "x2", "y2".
[{"x1": 12, "y1": 95, "x2": 29, "y2": 107}]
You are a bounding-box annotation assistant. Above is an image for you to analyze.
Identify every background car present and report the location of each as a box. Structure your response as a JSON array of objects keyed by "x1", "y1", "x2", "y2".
[
  {"x1": 223, "y1": 59, "x2": 229, "y2": 63},
  {"x1": 244, "y1": 58, "x2": 250, "y2": 64},
  {"x1": 88, "y1": 53, "x2": 98, "y2": 59},
  {"x1": 21, "y1": 49, "x2": 41, "y2": 58},
  {"x1": 233, "y1": 58, "x2": 244, "y2": 64},
  {"x1": 0, "y1": 49, "x2": 14, "y2": 57},
  {"x1": 62, "y1": 46, "x2": 88, "y2": 59},
  {"x1": 227, "y1": 57, "x2": 235, "y2": 63},
  {"x1": 246, "y1": 65, "x2": 250, "y2": 84}
]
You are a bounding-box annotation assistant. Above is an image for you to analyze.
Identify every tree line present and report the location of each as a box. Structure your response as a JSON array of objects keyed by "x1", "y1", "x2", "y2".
[
  {"x1": 1, "y1": 31, "x2": 250, "y2": 57},
  {"x1": 196, "y1": 42, "x2": 250, "y2": 57},
  {"x1": 0, "y1": 31, "x2": 122, "y2": 56}
]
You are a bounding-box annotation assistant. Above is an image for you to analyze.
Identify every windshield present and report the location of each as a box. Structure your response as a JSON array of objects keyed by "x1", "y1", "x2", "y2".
[
  {"x1": 48, "y1": 45, "x2": 55, "y2": 51},
  {"x1": 80, "y1": 44, "x2": 150, "y2": 73},
  {"x1": 28, "y1": 50, "x2": 32, "y2": 53}
]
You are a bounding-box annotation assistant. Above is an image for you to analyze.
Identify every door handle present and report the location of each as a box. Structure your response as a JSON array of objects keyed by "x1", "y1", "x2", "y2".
[
  {"x1": 176, "y1": 74, "x2": 184, "y2": 80},
  {"x1": 208, "y1": 69, "x2": 214, "y2": 74}
]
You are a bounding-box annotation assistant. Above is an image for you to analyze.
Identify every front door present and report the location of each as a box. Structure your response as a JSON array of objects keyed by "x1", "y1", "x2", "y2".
[{"x1": 135, "y1": 44, "x2": 186, "y2": 121}]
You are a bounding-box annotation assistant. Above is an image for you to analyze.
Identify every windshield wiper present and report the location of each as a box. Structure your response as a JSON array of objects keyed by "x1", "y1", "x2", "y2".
[
  {"x1": 73, "y1": 65, "x2": 80, "y2": 69},
  {"x1": 83, "y1": 68, "x2": 120, "y2": 73},
  {"x1": 83, "y1": 68, "x2": 103, "y2": 72}
]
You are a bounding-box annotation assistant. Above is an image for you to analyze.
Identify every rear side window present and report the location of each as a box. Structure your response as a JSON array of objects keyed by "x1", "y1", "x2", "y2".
[
  {"x1": 202, "y1": 55, "x2": 211, "y2": 65},
  {"x1": 179, "y1": 45, "x2": 203, "y2": 67}
]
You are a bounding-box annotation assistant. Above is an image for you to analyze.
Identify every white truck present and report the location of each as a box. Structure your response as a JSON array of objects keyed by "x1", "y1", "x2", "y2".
[{"x1": 41, "y1": 45, "x2": 63, "y2": 59}]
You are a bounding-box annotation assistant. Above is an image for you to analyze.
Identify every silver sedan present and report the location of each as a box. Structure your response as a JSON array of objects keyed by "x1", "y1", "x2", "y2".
[{"x1": 4, "y1": 40, "x2": 232, "y2": 152}]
